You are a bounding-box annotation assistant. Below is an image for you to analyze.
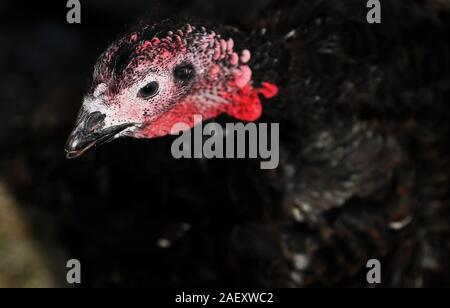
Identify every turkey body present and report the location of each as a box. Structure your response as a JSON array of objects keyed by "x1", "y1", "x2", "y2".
[{"x1": 220, "y1": 0, "x2": 450, "y2": 287}]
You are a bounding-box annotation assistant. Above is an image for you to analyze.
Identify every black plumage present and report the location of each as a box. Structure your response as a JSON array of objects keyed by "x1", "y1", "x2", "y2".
[{"x1": 228, "y1": 0, "x2": 450, "y2": 287}]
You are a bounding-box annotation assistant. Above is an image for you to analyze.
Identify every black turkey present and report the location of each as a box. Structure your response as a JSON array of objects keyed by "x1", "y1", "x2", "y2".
[{"x1": 63, "y1": 0, "x2": 450, "y2": 287}]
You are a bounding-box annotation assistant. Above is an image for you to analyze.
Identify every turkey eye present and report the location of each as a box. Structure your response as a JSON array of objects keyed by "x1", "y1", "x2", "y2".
[
  {"x1": 139, "y1": 81, "x2": 159, "y2": 99},
  {"x1": 174, "y1": 63, "x2": 195, "y2": 81}
]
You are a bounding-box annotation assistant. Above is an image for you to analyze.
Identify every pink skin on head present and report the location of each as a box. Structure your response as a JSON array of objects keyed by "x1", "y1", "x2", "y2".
[
  {"x1": 130, "y1": 33, "x2": 138, "y2": 42},
  {"x1": 87, "y1": 23, "x2": 279, "y2": 139}
]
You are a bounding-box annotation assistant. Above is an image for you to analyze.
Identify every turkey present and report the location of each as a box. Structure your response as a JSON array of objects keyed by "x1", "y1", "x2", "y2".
[{"x1": 64, "y1": 0, "x2": 450, "y2": 287}]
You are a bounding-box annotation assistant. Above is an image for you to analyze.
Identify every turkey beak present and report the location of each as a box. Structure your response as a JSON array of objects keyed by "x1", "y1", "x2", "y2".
[{"x1": 65, "y1": 110, "x2": 134, "y2": 159}]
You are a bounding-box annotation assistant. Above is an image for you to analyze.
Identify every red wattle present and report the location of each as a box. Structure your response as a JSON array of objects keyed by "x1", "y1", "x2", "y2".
[
  {"x1": 225, "y1": 82, "x2": 279, "y2": 122},
  {"x1": 259, "y1": 82, "x2": 279, "y2": 99}
]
